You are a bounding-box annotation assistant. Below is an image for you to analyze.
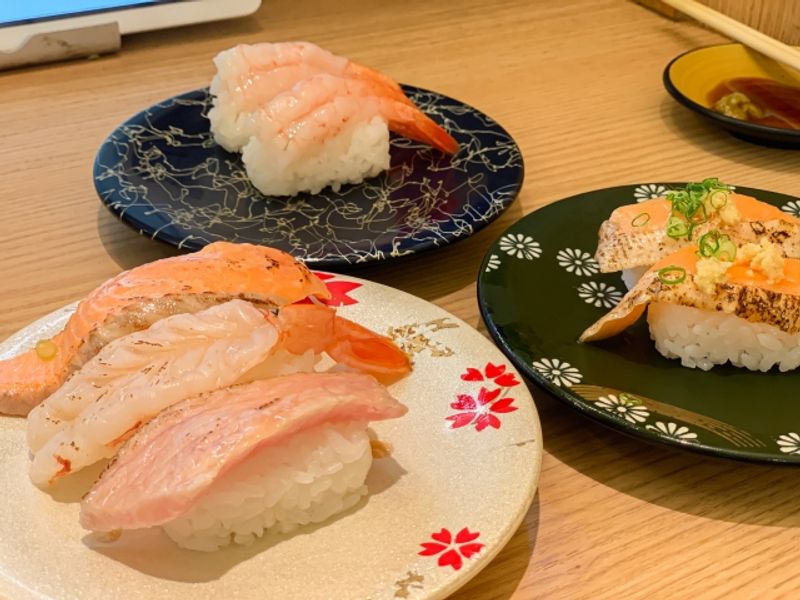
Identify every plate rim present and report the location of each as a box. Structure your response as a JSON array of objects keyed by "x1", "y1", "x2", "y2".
[
  {"x1": 93, "y1": 85, "x2": 525, "y2": 268},
  {"x1": 0, "y1": 272, "x2": 543, "y2": 599},
  {"x1": 477, "y1": 182, "x2": 800, "y2": 465}
]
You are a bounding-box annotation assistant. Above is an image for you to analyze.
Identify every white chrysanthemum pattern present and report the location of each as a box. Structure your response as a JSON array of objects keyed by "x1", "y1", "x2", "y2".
[
  {"x1": 781, "y1": 201, "x2": 800, "y2": 218},
  {"x1": 556, "y1": 248, "x2": 600, "y2": 277},
  {"x1": 531, "y1": 358, "x2": 582, "y2": 387},
  {"x1": 633, "y1": 184, "x2": 668, "y2": 202},
  {"x1": 484, "y1": 254, "x2": 501, "y2": 272},
  {"x1": 593, "y1": 394, "x2": 650, "y2": 424},
  {"x1": 577, "y1": 281, "x2": 623, "y2": 308},
  {"x1": 645, "y1": 421, "x2": 698, "y2": 441},
  {"x1": 498, "y1": 233, "x2": 542, "y2": 260},
  {"x1": 777, "y1": 432, "x2": 800, "y2": 454}
]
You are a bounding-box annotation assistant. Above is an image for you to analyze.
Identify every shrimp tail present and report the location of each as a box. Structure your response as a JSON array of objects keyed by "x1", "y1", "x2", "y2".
[
  {"x1": 346, "y1": 62, "x2": 416, "y2": 107},
  {"x1": 276, "y1": 303, "x2": 411, "y2": 382},
  {"x1": 388, "y1": 102, "x2": 460, "y2": 154},
  {"x1": 327, "y1": 315, "x2": 411, "y2": 383}
]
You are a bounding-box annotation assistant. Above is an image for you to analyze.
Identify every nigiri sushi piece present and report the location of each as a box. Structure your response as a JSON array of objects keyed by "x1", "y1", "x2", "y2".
[
  {"x1": 238, "y1": 73, "x2": 459, "y2": 196},
  {"x1": 80, "y1": 372, "x2": 407, "y2": 551},
  {"x1": 208, "y1": 41, "x2": 458, "y2": 197},
  {"x1": 209, "y1": 41, "x2": 417, "y2": 151},
  {"x1": 0, "y1": 242, "x2": 328, "y2": 417},
  {"x1": 27, "y1": 301, "x2": 409, "y2": 488},
  {"x1": 581, "y1": 233, "x2": 800, "y2": 371},
  {"x1": 595, "y1": 179, "x2": 800, "y2": 288}
]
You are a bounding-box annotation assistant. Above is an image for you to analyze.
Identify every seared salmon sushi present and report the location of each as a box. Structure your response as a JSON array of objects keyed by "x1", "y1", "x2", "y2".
[
  {"x1": 0, "y1": 242, "x2": 329, "y2": 417},
  {"x1": 595, "y1": 179, "x2": 800, "y2": 287},
  {"x1": 582, "y1": 231, "x2": 800, "y2": 372}
]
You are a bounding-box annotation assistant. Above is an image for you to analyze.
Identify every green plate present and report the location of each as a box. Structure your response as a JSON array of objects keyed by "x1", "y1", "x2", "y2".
[{"x1": 478, "y1": 183, "x2": 800, "y2": 464}]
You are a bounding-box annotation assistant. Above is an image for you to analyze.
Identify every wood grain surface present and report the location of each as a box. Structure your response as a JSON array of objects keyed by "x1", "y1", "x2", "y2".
[{"x1": 1, "y1": 1, "x2": 798, "y2": 598}]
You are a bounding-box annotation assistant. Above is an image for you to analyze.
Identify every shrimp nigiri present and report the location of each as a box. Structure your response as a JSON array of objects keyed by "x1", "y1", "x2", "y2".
[
  {"x1": 208, "y1": 41, "x2": 458, "y2": 197},
  {"x1": 0, "y1": 242, "x2": 328, "y2": 417},
  {"x1": 209, "y1": 41, "x2": 417, "y2": 150},
  {"x1": 80, "y1": 372, "x2": 407, "y2": 551}
]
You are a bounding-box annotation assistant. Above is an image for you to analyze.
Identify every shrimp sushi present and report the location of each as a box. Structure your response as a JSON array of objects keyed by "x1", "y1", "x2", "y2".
[
  {"x1": 27, "y1": 301, "x2": 409, "y2": 488},
  {"x1": 209, "y1": 41, "x2": 416, "y2": 151},
  {"x1": 80, "y1": 372, "x2": 407, "y2": 552},
  {"x1": 208, "y1": 41, "x2": 458, "y2": 197},
  {"x1": 0, "y1": 242, "x2": 328, "y2": 417},
  {"x1": 581, "y1": 232, "x2": 800, "y2": 372},
  {"x1": 595, "y1": 179, "x2": 800, "y2": 288}
]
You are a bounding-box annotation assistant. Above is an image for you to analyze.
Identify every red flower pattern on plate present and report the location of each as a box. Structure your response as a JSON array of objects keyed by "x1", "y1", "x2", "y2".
[
  {"x1": 299, "y1": 272, "x2": 362, "y2": 307},
  {"x1": 461, "y1": 362, "x2": 520, "y2": 388},
  {"x1": 419, "y1": 527, "x2": 484, "y2": 571},
  {"x1": 446, "y1": 386, "x2": 518, "y2": 431}
]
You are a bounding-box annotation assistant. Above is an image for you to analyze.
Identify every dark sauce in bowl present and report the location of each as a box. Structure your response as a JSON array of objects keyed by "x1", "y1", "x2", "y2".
[{"x1": 707, "y1": 77, "x2": 800, "y2": 130}]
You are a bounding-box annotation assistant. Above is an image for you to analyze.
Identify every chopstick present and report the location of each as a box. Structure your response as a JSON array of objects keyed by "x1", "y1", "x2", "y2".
[{"x1": 658, "y1": 0, "x2": 800, "y2": 72}]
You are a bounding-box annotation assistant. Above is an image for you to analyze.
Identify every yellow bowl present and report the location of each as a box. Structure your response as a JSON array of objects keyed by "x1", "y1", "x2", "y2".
[{"x1": 664, "y1": 43, "x2": 800, "y2": 147}]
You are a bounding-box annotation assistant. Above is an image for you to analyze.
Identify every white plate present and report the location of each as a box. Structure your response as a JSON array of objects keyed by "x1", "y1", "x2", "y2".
[{"x1": 0, "y1": 274, "x2": 541, "y2": 600}]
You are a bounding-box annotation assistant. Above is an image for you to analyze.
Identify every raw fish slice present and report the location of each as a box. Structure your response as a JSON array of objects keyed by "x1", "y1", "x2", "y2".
[
  {"x1": 80, "y1": 372, "x2": 407, "y2": 532},
  {"x1": 0, "y1": 242, "x2": 328, "y2": 417},
  {"x1": 596, "y1": 193, "x2": 800, "y2": 273},
  {"x1": 27, "y1": 300, "x2": 284, "y2": 488}
]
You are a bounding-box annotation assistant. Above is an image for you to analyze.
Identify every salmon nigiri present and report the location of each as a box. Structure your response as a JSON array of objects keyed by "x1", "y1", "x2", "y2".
[
  {"x1": 0, "y1": 242, "x2": 328, "y2": 417},
  {"x1": 595, "y1": 179, "x2": 800, "y2": 286},
  {"x1": 80, "y1": 372, "x2": 407, "y2": 551},
  {"x1": 582, "y1": 233, "x2": 800, "y2": 372}
]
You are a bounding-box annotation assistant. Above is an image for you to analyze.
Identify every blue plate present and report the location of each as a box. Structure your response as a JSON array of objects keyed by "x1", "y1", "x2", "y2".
[{"x1": 94, "y1": 86, "x2": 523, "y2": 267}]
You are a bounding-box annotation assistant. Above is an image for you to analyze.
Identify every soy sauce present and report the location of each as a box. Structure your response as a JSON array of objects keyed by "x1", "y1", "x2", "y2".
[{"x1": 707, "y1": 77, "x2": 800, "y2": 130}]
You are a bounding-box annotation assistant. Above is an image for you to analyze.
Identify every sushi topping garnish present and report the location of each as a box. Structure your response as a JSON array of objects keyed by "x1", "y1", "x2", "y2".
[
  {"x1": 631, "y1": 212, "x2": 650, "y2": 227},
  {"x1": 657, "y1": 266, "x2": 686, "y2": 285},
  {"x1": 34, "y1": 340, "x2": 58, "y2": 361},
  {"x1": 697, "y1": 230, "x2": 737, "y2": 262},
  {"x1": 665, "y1": 178, "x2": 739, "y2": 241},
  {"x1": 736, "y1": 239, "x2": 785, "y2": 283},
  {"x1": 694, "y1": 256, "x2": 732, "y2": 295}
]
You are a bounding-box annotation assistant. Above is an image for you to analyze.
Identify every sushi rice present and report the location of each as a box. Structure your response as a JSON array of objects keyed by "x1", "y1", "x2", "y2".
[
  {"x1": 163, "y1": 421, "x2": 371, "y2": 551},
  {"x1": 648, "y1": 302, "x2": 800, "y2": 372},
  {"x1": 241, "y1": 115, "x2": 390, "y2": 197}
]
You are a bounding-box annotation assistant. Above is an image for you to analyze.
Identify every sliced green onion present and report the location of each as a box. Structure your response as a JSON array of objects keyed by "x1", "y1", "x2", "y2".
[
  {"x1": 631, "y1": 212, "x2": 650, "y2": 227},
  {"x1": 657, "y1": 266, "x2": 686, "y2": 285},
  {"x1": 688, "y1": 203, "x2": 708, "y2": 224},
  {"x1": 709, "y1": 190, "x2": 729, "y2": 209},
  {"x1": 665, "y1": 179, "x2": 733, "y2": 240},
  {"x1": 702, "y1": 177, "x2": 731, "y2": 191},
  {"x1": 716, "y1": 236, "x2": 737, "y2": 261},
  {"x1": 666, "y1": 216, "x2": 689, "y2": 239},
  {"x1": 697, "y1": 230, "x2": 736, "y2": 261},
  {"x1": 698, "y1": 231, "x2": 721, "y2": 257}
]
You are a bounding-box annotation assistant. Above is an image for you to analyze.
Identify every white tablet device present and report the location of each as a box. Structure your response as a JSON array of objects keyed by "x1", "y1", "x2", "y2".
[{"x1": 1, "y1": 0, "x2": 261, "y2": 68}]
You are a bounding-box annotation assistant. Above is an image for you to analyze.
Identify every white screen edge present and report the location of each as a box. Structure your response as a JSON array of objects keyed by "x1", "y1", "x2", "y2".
[{"x1": 1, "y1": 0, "x2": 262, "y2": 54}]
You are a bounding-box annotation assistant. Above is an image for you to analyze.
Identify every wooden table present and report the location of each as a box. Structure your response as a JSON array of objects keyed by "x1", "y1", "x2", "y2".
[{"x1": 1, "y1": 1, "x2": 798, "y2": 597}]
